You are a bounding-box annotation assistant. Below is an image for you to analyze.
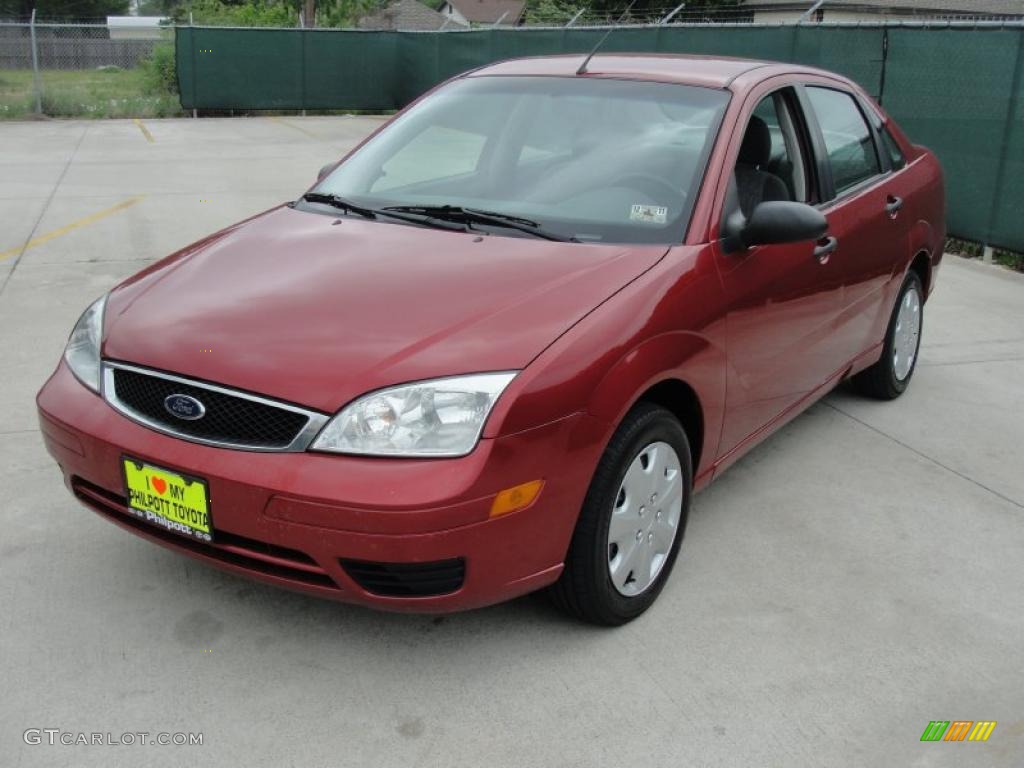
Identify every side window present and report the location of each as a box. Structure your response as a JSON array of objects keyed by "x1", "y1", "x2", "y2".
[
  {"x1": 732, "y1": 90, "x2": 811, "y2": 217},
  {"x1": 880, "y1": 126, "x2": 906, "y2": 171},
  {"x1": 806, "y1": 87, "x2": 881, "y2": 194},
  {"x1": 866, "y1": 105, "x2": 908, "y2": 173}
]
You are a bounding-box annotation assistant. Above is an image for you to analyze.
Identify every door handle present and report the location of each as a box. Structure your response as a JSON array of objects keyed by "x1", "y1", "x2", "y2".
[
  {"x1": 885, "y1": 195, "x2": 904, "y2": 217},
  {"x1": 813, "y1": 236, "x2": 838, "y2": 264}
]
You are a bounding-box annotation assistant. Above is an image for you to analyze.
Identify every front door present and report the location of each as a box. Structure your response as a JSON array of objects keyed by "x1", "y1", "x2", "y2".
[{"x1": 713, "y1": 87, "x2": 848, "y2": 460}]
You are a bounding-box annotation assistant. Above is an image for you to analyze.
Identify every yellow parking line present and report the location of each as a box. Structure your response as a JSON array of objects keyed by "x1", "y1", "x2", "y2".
[
  {"x1": 0, "y1": 196, "x2": 145, "y2": 261},
  {"x1": 268, "y1": 115, "x2": 320, "y2": 139},
  {"x1": 132, "y1": 118, "x2": 155, "y2": 143}
]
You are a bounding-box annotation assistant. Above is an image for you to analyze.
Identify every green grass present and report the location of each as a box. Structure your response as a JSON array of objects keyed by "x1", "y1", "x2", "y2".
[{"x1": 0, "y1": 68, "x2": 183, "y2": 120}]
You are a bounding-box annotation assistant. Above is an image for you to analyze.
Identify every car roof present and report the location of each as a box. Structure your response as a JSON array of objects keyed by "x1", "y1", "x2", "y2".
[{"x1": 467, "y1": 53, "x2": 836, "y2": 91}]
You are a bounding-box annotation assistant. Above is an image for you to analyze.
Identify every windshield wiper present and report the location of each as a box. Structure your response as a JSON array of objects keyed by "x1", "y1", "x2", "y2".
[
  {"x1": 301, "y1": 192, "x2": 379, "y2": 220},
  {"x1": 383, "y1": 205, "x2": 579, "y2": 242},
  {"x1": 300, "y1": 192, "x2": 466, "y2": 232}
]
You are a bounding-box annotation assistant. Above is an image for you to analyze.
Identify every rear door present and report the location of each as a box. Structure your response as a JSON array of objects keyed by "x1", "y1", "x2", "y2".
[{"x1": 799, "y1": 84, "x2": 913, "y2": 361}]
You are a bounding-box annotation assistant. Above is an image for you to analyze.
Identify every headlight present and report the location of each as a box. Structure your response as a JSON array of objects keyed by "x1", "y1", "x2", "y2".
[
  {"x1": 64, "y1": 295, "x2": 106, "y2": 393},
  {"x1": 310, "y1": 372, "x2": 517, "y2": 457}
]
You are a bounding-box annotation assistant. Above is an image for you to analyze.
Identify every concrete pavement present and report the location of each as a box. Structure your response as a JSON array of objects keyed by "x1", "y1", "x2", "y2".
[{"x1": 1, "y1": 117, "x2": 1022, "y2": 767}]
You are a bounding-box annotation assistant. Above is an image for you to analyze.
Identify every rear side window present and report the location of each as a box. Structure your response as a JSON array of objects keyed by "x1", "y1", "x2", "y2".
[
  {"x1": 866, "y1": 106, "x2": 908, "y2": 173},
  {"x1": 806, "y1": 87, "x2": 881, "y2": 194},
  {"x1": 880, "y1": 126, "x2": 906, "y2": 171}
]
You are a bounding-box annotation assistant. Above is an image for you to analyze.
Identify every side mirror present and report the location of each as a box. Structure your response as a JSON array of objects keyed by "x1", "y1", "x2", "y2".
[
  {"x1": 317, "y1": 162, "x2": 336, "y2": 181},
  {"x1": 722, "y1": 201, "x2": 828, "y2": 253}
]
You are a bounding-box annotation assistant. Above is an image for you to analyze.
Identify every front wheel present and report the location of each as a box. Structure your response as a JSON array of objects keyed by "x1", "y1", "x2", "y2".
[
  {"x1": 549, "y1": 403, "x2": 692, "y2": 626},
  {"x1": 852, "y1": 271, "x2": 924, "y2": 400}
]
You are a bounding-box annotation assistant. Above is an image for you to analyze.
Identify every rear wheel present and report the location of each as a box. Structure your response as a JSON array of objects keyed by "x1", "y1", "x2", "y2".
[
  {"x1": 549, "y1": 403, "x2": 692, "y2": 626},
  {"x1": 852, "y1": 271, "x2": 924, "y2": 400}
]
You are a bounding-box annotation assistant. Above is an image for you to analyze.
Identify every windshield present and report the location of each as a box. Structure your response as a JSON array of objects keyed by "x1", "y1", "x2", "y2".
[{"x1": 309, "y1": 76, "x2": 730, "y2": 245}]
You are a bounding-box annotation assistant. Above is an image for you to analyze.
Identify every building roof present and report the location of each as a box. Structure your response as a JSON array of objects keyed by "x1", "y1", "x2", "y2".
[
  {"x1": 357, "y1": 0, "x2": 454, "y2": 30},
  {"x1": 442, "y1": 0, "x2": 526, "y2": 24},
  {"x1": 741, "y1": 0, "x2": 1024, "y2": 15}
]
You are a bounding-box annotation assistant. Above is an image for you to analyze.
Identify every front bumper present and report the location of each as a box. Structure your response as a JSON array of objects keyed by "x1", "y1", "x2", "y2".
[{"x1": 37, "y1": 361, "x2": 606, "y2": 612}]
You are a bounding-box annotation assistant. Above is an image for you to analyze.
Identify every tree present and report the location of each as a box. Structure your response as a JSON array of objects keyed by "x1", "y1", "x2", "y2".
[
  {"x1": 523, "y1": 0, "x2": 579, "y2": 25},
  {"x1": 164, "y1": 0, "x2": 298, "y2": 26},
  {"x1": 317, "y1": 0, "x2": 382, "y2": 27},
  {"x1": 157, "y1": 0, "x2": 380, "y2": 28}
]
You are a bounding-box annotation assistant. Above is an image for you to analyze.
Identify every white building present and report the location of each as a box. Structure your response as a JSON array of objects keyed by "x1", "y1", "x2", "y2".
[{"x1": 106, "y1": 16, "x2": 170, "y2": 40}]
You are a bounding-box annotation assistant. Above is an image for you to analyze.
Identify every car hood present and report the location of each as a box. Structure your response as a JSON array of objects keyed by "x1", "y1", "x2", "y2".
[{"x1": 103, "y1": 206, "x2": 667, "y2": 413}]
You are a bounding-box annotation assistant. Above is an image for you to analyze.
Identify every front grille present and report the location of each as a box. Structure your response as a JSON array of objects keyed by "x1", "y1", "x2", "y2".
[
  {"x1": 341, "y1": 558, "x2": 466, "y2": 597},
  {"x1": 72, "y1": 478, "x2": 340, "y2": 591},
  {"x1": 108, "y1": 364, "x2": 316, "y2": 450}
]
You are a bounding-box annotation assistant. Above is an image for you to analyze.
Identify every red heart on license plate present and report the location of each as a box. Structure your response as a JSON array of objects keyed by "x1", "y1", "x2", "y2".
[{"x1": 152, "y1": 477, "x2": 167, "y2": 495}]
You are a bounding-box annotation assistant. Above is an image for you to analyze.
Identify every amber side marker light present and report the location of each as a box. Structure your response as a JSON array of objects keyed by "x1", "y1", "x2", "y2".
[{"x1": 490, "y1": 480, "x2": 544, "y2": 518}]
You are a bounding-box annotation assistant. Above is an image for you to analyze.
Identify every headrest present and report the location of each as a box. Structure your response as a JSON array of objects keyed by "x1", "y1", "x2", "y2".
[{"x1": 739, "y1": 116, "x2": 772, "y2": 167}]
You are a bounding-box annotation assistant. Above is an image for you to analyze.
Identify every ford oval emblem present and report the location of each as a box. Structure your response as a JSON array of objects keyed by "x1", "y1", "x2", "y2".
[{"x1": 164, "y1": 393, "x2": 206, "y2": 421}]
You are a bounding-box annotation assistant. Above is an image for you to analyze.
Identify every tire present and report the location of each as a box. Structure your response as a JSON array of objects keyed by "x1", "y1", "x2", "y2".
[
  {"x1": 852, "y1": 271, "x2": 924, "y2": 400},
  {"x1": 549, "y1": 403, "x2": 693, "y2": 626}
]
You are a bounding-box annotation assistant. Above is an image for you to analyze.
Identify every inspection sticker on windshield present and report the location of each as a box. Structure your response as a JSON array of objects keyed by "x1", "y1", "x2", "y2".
[{"x1": 630, "y1": 204, "x2": 668, "y2": 224}]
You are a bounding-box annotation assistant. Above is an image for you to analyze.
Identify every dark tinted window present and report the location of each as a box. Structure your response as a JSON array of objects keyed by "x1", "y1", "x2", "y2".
[{"x1": 806, "y1": 87, "x2": 881, "y2": 194}]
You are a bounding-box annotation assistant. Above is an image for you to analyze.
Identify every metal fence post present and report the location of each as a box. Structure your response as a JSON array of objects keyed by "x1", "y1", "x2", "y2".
[
  {"x1": 877, "y1": 26, "x2": 889, "y2": 105},
  {"x1": 29, "y1": 8, "x2": 42, "y2": 114},
  {"x1": 300, "y1": 27, "x2": 307, "y2": 116},
  {"x1": 189, "y1": 14, "x2": 198, "y2": 118}
]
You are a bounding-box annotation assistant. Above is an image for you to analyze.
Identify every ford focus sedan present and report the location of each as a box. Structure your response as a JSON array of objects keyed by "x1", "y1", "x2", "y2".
[{"x1": 37, "y1": 54, "x2": 944, "y2": 625}]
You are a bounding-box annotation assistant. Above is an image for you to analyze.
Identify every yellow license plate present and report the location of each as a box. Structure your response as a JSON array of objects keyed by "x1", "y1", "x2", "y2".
[{"x1": 122, "y1": 457, "x2": 212, "y2": 543}]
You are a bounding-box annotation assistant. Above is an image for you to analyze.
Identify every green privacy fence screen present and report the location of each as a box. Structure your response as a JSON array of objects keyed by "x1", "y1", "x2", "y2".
[{"x1": 176, "y1": 24, "x2": 1024, "y2": 252}]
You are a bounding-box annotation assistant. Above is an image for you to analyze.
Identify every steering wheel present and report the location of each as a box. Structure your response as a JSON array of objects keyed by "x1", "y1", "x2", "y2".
[{"x1": 610, "y1": 174, "x2": 681, "y2": 204}]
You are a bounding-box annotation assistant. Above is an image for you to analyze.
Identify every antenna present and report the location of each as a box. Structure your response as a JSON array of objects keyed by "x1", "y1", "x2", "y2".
[{"x1": 576, "y1": 0, "x2": 640, "y2": 76}]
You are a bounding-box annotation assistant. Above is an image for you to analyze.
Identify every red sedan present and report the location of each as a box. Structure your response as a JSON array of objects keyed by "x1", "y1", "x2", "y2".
[{"x1": 37, "y1": 54, "x2": 944, "y2": 625}]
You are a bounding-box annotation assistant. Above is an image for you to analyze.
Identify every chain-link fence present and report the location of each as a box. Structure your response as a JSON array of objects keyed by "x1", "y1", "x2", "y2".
[
  {"x1": 0, "y1": 19, "x2": 175, "y2": 118},
  {"x1": 528, "y1": 7, "x2": 1024, "y2": 26}
]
